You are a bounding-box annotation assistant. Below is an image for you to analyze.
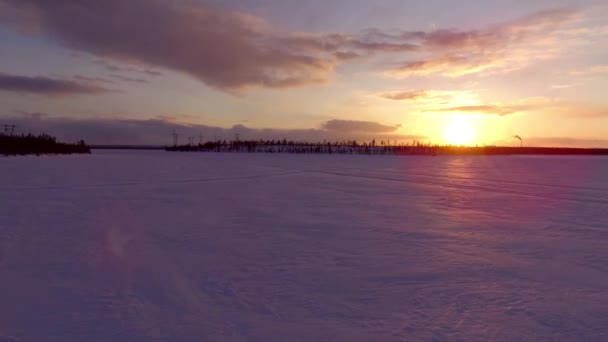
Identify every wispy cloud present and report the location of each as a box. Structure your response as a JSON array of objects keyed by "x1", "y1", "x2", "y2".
[
  {"x1": 321, "y1": 119, "x2": 402, "y2": 133},
  {"x1": 417, "y1": 96, "x2": 556, "y2": 116},
  {"x1": 0, "y1": 72, "x2": 115, "y2": 96},
  {"x1": 551, "y1": 83, "x2": 580, "y2": 89},
  {"x1": 389, "y1": 8, "x2": 582, "y2": 78},
  {"x1": 92, "y1": 59, "x2": 164, "y2": 77},
  {"x1": 110, "y1": 75, "x2": 149, "y2": 84},
  {"x1": 569, "y1": 65, "x2": 608, "y2": 76},
  {"x1": 420, "y1": 96, "x2": 608, "y2": 119},
  {"x1": 426, "y1": 104, "x2": 533, "y2": 116},
  {"x1": 380, "y1": 90, "x2": 429, "y2": 101},
  {"x1": 72, "y1": 75, "x2": 114, "y2": 84}
]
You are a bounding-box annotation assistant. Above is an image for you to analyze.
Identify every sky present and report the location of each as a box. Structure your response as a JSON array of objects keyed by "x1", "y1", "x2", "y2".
[{"x1": 0, "y1": 0, "x2": 607, "y2": 146}]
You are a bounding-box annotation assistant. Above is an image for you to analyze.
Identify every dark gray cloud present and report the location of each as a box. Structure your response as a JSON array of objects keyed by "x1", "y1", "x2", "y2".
[
  {"x1": 322, "y1": 119, "x2": 401, "y2": 133},
  {"x1": 0, "y1": 72, "x2": 114, "y2": 95},
  {"x1": 1, "y1": 114, "x2": 423, "y2": 145}
]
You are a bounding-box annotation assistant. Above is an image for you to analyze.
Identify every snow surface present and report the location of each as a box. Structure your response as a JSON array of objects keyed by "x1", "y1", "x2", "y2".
[{"x1": 1, "y1": 151, "x2": 607, "y2": 341}]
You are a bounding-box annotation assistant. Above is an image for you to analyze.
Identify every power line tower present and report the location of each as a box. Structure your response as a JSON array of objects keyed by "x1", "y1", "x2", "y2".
[
  {"x1": 199, "y1": 132, "x2": 204, "y2": 145},
  {"x1": 172, "y1": 129, "x2": 178, "y2": 146},
  {"x1": 3, "y1": 124, "x2": 16, "y2": 136}
]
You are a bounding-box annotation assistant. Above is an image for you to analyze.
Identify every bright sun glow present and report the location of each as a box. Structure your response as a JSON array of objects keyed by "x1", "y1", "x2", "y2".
[{"x1": 443, "y1": 117, "x2": 476, "y2": 145}]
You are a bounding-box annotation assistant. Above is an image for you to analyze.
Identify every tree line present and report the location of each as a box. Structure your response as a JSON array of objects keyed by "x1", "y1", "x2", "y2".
[
  {"x1": 0, "y1": 133, "x2": 91, "y2": 156},
  {"x1": 166, "y1": 139, "x2": 608, "y2": 156}
]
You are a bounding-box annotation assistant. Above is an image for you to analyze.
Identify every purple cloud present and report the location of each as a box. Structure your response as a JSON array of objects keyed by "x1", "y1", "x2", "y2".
[
  {"x1": 0, "y1": 72, "x2": 114, "y2": 96},
  {"x1": 1, "y1": 114, "x2": 423, "y2": 145},
  {"x1": 110, "y1": 75, "x2": 149, "y2": 84},
  {"x1": 0, "y1": 0, "x2": 336, "y2": 90},
  {"x1": 0, "y1": 1, "x2": 581, "y2": 90}
]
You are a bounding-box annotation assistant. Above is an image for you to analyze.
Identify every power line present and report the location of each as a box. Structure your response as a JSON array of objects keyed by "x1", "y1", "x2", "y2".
[{"x1": 3, "y1": 124, "x2": 16, "y2": 135}]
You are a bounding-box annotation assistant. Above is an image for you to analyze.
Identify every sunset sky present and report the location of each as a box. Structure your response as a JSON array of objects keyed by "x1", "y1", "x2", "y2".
[{"x1": 0, "y1": 0, "x2": 607, "y2": 146}]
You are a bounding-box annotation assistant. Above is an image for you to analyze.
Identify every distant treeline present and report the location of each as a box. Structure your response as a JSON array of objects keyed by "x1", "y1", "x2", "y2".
[
  {"x1": 0, "y1": 133, "x2": 91, "y2": 156},
  {"x1": 166, "y1": 139, "x2": 608, "y2": 156}
]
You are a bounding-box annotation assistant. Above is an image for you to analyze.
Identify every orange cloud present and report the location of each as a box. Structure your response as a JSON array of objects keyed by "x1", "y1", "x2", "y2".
[
  {"x1": 427, "y1": 105, "x2": 533, "y2": 116},
  {"x1": 380, "y1": 90, "x2": 429, "y2": 101}
]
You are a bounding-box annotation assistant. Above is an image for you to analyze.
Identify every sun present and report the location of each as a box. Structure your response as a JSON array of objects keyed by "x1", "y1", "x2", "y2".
[{"x1": 443, "y1": 117, "x2": 476, "y2": 146}]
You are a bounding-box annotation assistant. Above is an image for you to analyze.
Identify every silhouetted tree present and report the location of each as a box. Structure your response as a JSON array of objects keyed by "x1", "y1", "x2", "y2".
[{"x1": 0, "y1": 132, "x2": 90, "y2": 156}]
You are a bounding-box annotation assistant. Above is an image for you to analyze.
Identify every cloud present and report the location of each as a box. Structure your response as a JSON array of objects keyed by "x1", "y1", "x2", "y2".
[
  {"x1": 569, "y1": 107, "x2": 608, "y2": 118},
  {"x1": 389, "y1": 8, "x2": 582, "y2": 77},
  {"x1": 73, "y1": 75, "x2": 114, "y2": 84},
  {"x1": 0, "y1": 72, "x2": 115, "y2": 95},
  {"x1": 110, "y1": 75, "x2": 149, "y2": 84},
  {"x1": 569, "y1": 65, "x2": 608, "y2": 77},
  {"x1": 380, "y1": 90, "x2": 428, "y2": 101},
  {"x1": 321, "y1": 119, "x2": 402, "y2": 133},
  {"x1": 551, "y1": 83, "x2": 579, "y2": 89},
  {"x1": 394, "y1": 55, "x2": 494, "y2": 77},
  {"x1": 0, "y1": 1, "x2": 584, "y2": 91},
  {"x1": 1, "y1": 114, "x2": 423, "y2": 145},
  {"x1": 143, "y1": 70, "x2": 163, "y2": 77},
  {"x1": 13, "y1": 110, "x2": 49, "y2": 119},
  {"x1": 92, "y1": 59, "x2": 164, "y2": 77},
  {"x1": 420, "y1": 96, "x2": 608, "y2": 119},
  {"x1": 379, "y1": 90, "x2": 480, "y2": 106},
  {"x1": 428, "y1": 104, "x2": 532, "y2": 116},
  {"x1": 0, "y1": 0, "x2": 337, "y2": 91}
]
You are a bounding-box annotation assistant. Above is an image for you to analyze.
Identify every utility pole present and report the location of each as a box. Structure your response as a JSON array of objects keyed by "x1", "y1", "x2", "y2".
[
  {"x1": 514, "y1": 135, "x2": 523, "y2": 147},
  {"x1": 172, "y1": 129, "x2": 178, "y2": 146}
]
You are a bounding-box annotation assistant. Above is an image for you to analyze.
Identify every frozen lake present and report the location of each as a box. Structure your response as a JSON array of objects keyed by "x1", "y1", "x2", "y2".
[{"x1": 1, "y1": 151, "x2": 608, "y2": 341}]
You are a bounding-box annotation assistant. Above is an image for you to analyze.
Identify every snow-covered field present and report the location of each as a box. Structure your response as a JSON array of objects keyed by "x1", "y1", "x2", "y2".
[{"x1": 1, "y1": 151, "x2": 608, "y2": 341}]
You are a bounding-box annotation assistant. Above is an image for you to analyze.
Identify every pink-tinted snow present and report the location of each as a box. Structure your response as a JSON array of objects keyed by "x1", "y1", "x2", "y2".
[{"x1": 1, "y1": 151, "x2": 607, "y2": 341}]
